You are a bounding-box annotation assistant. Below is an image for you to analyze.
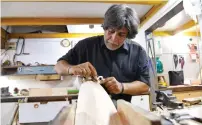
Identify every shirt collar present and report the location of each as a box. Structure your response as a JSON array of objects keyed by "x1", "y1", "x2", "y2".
[{"x1": 101, "y1": 36, "x2": 129, "y2": 53}]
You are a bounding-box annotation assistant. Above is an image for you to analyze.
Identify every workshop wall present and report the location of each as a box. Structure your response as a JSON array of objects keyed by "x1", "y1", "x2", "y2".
[
  {"x1": 3, "y1": 38, "x2": 81, "y2": 65},
  {"x1": 153, "y1": 35, "x2": 202, "y2": 84},
  {"x1": 0, "y1": 37, "x2": 85, "y2": 94}
]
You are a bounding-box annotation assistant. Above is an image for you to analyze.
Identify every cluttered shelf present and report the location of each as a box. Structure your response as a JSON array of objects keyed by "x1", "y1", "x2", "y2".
[
  {"x1": 1, "y1": 65, "x2": 56, "y2": 75},
  {"x1": 1, "y1": 94, "x2": 78, "y2": 103},
  {"x1": 159, "y1": 85, "x2": 202, "y2": 92},
  {"x1": 1, "y1": 65, "x2": 62, "y2": 81},
  {"x1": 1, "y1": 88, "x2": 80, "y2": 103}
]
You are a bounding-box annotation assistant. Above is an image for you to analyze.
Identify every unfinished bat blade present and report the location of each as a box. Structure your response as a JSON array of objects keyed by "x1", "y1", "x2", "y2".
[{"x1": 75, "y1": 81, "x2": 122, "y2": 125}]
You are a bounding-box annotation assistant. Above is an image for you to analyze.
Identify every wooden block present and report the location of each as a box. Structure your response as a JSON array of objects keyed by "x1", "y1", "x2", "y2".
[
  {"x1": 29, "y1": 88, "x2": 67, "y2": 96},
  {"x1": 1, "y1": 28, "x2": 8, "y2": 49},
  {"x1": 36, "y1": 74, "x2": 61, "y2": 81},
  {"x1": 191, "y1": 79, "x2": 201, "y2": 85},
  {"x1": 182, "y1": 97, "x2": 201, "y2": 105},
  {"x1": 1, "y1": 28, "x2": 7, "y2": 38},
  {"x1": 117, "y1": 100, "x2": 161, "y2": 125},
  {"x1": 29, "y1": 88, "x2": 52, "y2": 96},
  {"x1": 173, "y1": 91, "x2": 202, "y2": 102}
]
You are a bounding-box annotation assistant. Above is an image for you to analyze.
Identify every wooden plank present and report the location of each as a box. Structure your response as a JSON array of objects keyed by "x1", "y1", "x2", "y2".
[
  {"x1": 1, "y1": 95, "x2": 78, "y2": 102},
  {"x1": 160, "y1": 85, "x2": 202, "y2": 92},
  {"x1": 9, "y1": 33, "x2": 104, "y2": 38},
  {"x1": 153, "y1": 31, "x2": 201, "y2": 37},
  {"x1": 2, "y1": 17, "x2": 104, "y2": 26},
  {"x1": 36, "y1": 74, "x2": 61, "y2": 81},
  {"x1": 28, "y1": 95, "x2": 77, "y2": 102},
  {"x1": 1, "y1": 0, "x2": 168, "y2": 5},
  {"x1": 174, "y1": 20, "x2": 197, "y2": 34},
  {"x1": 183, "y1": 31, "x2": 201, "y2": 37},
  {"x1": 140, "y1": 3, "x2": 166, "y2": 27},
  {"x1": 117, "y1": 100, "x2": 161, "y2": 125},
  {"x1": 152, "y1": 31, "x2": 173, "y2": 36},
  {"x1": 1, "y1": 28, "x2": 8, "y2": 49},
  {"x1": 146, "y1": 1, "x2": 183, "y2": 32},
  {"x1": 191, "y1": 79, "x2": 202, "y2": 85},
  {"x1": 182, "y1": 97, "x2": 201, "y2": 105},
  {"x1": 1, "y1": 28, "x2": 7, "y2": 39}
]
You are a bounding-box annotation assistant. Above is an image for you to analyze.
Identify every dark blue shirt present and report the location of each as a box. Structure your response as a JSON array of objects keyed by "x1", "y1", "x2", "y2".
[{"x1": 58, "y1": 35, "x2": 150, "y2": 102}]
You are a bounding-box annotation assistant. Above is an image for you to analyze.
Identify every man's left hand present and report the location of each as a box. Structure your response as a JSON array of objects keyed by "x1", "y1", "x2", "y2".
[{"x1": 101, "y1": 77, "x2": 123, "y2": 94}]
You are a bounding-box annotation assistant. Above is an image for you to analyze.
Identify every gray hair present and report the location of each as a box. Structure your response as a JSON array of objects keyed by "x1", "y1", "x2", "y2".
[{"x1": 102, "y1": 4, "x2": 140, "y2": 39}]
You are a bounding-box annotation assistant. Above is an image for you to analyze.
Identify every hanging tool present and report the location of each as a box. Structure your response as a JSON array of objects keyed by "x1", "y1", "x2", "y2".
[
  {"x1": 179, "y1": 56, "x2": 185, "y2": 70},
  {"x1": 173, "y1": 54, "x2": 178, "y2": 69},
  {"x1": 13, "y1": 37, "x2": 30, "y2": 65}
]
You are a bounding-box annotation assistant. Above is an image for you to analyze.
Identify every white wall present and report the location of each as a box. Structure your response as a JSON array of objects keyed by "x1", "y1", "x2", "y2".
[
  {"x1": 3, "y1": 38, "x2": 83, "y2": 65},
  {"x1": 153, "y1": 35, "x2": 202, "y2": 84}
]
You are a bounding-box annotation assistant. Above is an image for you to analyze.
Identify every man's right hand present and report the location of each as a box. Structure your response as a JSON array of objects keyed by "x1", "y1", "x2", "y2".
[{"x1": 68, "y1": 62, "x2": 97, "y2": 79}]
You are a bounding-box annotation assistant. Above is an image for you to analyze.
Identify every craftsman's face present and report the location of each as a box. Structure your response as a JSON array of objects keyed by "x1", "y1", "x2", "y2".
[{"x1": 104, "y1": 27, "x2": 128, "y2": 50}]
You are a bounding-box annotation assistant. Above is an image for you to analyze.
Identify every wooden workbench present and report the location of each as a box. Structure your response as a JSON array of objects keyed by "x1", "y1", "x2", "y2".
[{"x1": 160, "y1": 85, "x2": 202, "y2": 101}]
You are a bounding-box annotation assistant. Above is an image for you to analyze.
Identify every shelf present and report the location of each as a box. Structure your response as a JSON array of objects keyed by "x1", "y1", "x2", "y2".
[
  {"x1": 1, "y1": 66, "x2": 18, "y2": 76},
  {"x1": 1, "y1": 65, "x2": 56, "y2": 76},
  {"x1": 2, "y1": 66, "x2": 19, "y2": 69},
  {"x1": 159, "y1": 85, "x2": 202, "y2": 92},
  {"x1": 1, "y1": 95, "x2": 78, "y2": 103}
]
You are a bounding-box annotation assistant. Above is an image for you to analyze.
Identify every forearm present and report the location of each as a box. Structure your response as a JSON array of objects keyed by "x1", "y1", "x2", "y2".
[
  {"x1": 54, "y1": 60, "x2": 73, "y2": 75},
  {"x1": 122, "y1": 81, "x2": 149, "y2": 95}
]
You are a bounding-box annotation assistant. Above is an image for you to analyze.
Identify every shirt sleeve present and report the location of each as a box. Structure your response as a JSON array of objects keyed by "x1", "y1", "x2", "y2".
[
  {"x1": 57, "y1": 39, "x2": 87, "y2": 65},
  {"x1": 137, "y1": 47, "x2": 150, "y2": 86}
]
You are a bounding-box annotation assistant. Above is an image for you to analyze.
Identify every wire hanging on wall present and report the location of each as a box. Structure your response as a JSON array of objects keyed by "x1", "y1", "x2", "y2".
[{"x1": 13, "y1": 37, "x2": 30, "y2": 65}]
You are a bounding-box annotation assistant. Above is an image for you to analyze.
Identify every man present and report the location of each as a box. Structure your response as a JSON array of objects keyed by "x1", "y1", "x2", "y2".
[{"x1": 55, "y1": 4, "x2": 150, "y2": 102}]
